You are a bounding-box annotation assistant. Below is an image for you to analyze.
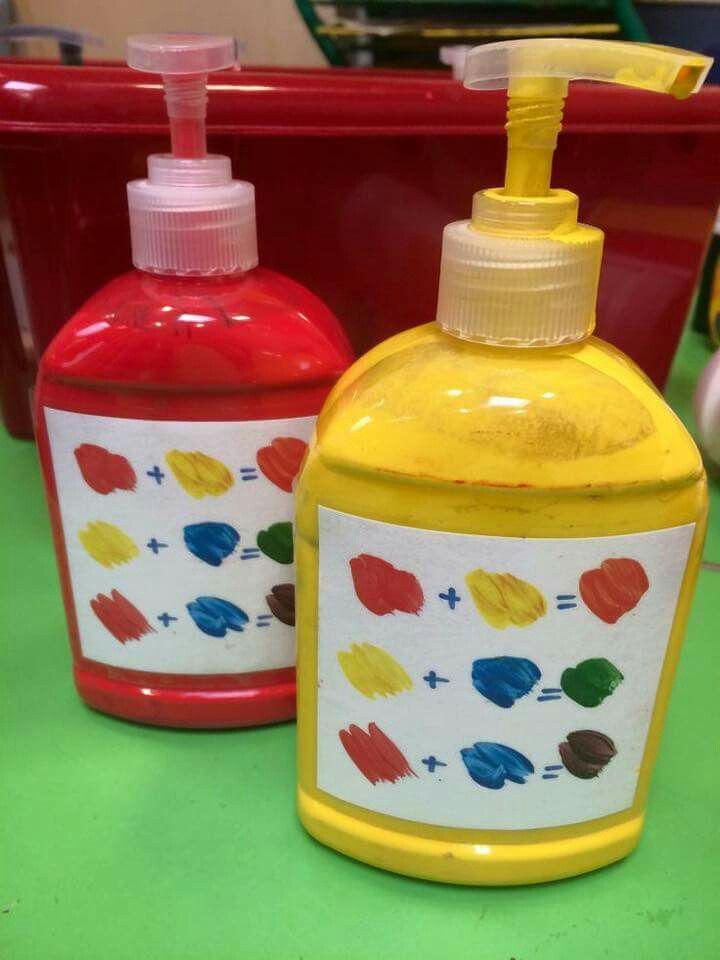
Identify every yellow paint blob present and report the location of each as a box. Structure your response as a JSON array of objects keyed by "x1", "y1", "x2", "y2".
[
  {"x1": 465, "y1": 567, "x2": 547, "y2": 629},
  {"x1": 337, "y1": 642, "x2": 413, "y2": 699},
  {"x1": 165, "y1": 450, "x2": 234, "y2": 499},
  {"x1": 78, "y1": 520, "x2": 139, "y2": 569}
]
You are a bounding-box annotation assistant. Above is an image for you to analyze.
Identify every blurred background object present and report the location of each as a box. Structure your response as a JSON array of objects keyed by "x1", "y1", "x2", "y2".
[
  {"x1": 2, "y1": 1, "x2": 325, "y2": 65},
  {"x1": 1, "y1": 61, "x2": 719, "y2": 439},
  {"x1": 0, "y1": 1, "x2": 10, "y2": 56},
  {"x1": 2, "y1": 1, "x2": 720, "y2": 438},
  {"x1": 299, "y1": 1, "x2": 720, "y2": 74},
  {"x1": 296, "y1": 0, "x2": 649, "y2": 69},
  {"x1": 3, "y1": 0, "x2": 718, "y2": 74},
  {"x1": 0, "y1": 24, "x2": 101, "y2": 62}
]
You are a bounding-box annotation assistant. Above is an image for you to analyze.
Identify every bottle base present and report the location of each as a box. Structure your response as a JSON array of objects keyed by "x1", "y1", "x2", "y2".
[
  {"x1": 298, "y1": 787, "x2": 642, "y2": 885},
  {"x1": 74, "y1": 665, "x2": 296, "y2": 729}
]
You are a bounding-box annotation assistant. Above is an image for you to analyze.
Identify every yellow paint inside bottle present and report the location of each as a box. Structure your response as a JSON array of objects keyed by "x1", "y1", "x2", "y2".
[{"x1": 295, "y1": 40, "x2": 712, "y2": 884}]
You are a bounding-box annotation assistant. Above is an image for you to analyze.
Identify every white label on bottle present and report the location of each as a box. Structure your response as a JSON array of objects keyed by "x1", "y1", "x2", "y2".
[
  {"x1": 316, "y1": 507, "x2": 695, "y2": 830},
  {"x1": 44, "y1": 408, "x2": 315, "y2": 675}
]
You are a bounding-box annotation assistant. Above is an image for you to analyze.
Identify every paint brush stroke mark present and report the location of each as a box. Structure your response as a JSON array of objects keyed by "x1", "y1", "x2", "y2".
[
  {"x1": 266, "y1": 583, "x2": 295, "y2": 625},
  {"x1": 257, "y1": 522, "x2": 294, "y2": 564},
  {"x1": 460, "y1": 742, "x2": 535, "y2": 790},
  {"x1": 78, "y1": 521, "x2": 139, "y2": 569},
  {"x1": 338, "y1": 642, "x2": 413, "y2": 700},
  {"x1": 256, "y1": 437, "x2": 308, "y2": 492},
  {"x1": 465, "y1": 568, "x2": 546, "y2": 629},
  {"x1": 471, "y1": 656, "x2": 541, "y2": 708},
  {"x1": 183, "y1": 522, "x2": 240, "y2": 567},
  {"x1": 165, "y1": 450, "x2": 234, "y2": 499},
  {"x1": 349, "y1": 554, "x2": 424, "y2": 616},
  {"x1": 186, "y1": 596, "x2": 249, "y2": 638},
  {"x1": 559, "y1": 730, "x2": 617, "y2": 779},
  {"x1": 339, "y1": 722, "x2": 417, "y2": 785},
  {"x1": 74, "y1": 443, "x2": 136, "y2": 495},
  {"x1": 579, "y1": 558, "x2": 649, "y2": 624},
  {"x1": 561, "y1": 658, "x2": 624, "y2": 708},
  {"x1": 91, "y1": 589, "x2": 154, "y2": 644}
]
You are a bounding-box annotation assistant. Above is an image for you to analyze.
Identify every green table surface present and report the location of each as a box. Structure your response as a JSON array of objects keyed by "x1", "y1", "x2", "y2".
[{"x1": 2, "y1": 327, "x2": 719, "y2": 960}]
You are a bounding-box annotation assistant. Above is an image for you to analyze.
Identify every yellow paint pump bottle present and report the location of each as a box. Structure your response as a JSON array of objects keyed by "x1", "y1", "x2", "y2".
[{"x1": 296, "y1": 40, "x2": 712, "y2": 885}]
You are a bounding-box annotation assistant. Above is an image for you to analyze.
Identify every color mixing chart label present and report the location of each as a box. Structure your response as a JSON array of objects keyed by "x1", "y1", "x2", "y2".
[
  {"x1": 45, "y1": 409, "x2": 315, "y2": 675},
  {"x1": 316, "y1": 508, "x2": 694, "y2": 830}
]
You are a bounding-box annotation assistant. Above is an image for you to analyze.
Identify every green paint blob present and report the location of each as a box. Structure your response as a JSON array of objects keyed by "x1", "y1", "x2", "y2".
[
  {"x1": 560, "y1": 657, "x2": 624, "y2": 708},
  {"x1": 257, "y1": 522, "x2": 294, "y2": 564}
]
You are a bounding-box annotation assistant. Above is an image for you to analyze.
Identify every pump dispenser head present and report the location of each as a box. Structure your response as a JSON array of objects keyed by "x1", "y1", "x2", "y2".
[
  {"x1": 126, "y1": 34, "x2": 258, "y2": 276},
  {"x1": 436, "y1": 40, "x2": 712, "y2": 346}
]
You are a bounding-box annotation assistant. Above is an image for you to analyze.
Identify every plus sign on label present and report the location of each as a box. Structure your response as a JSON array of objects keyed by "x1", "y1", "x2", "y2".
[
  {"x1": 147, "y1": 465, "x2": 165, "y2": 485},
  {"x1": 316, "y1": 507, "x2": 694, "y2": 832},
  {"x1": 439, "y1": 587, "x2": 460, "y2": 609},
  {"x1": 43, "y1": 408, "x2": 316, "y2": 676},
  {"x1": 423, "y1": 671, "x2": 449, "y2": 690},
  {"x1": 146, "y1": 538, "x2": 168, "y2": 554},
  {"x1": 422, "y1": 756, "x2": 447, "y2": 774}
]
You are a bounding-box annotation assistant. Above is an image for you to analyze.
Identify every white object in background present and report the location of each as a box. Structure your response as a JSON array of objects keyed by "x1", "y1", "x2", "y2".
[
  {"x1": 694, "y1": 349, "x2": 720, "y2": 465},
  {"x1": 439, "y1": 45, "x2": 472, "y2": 80}
]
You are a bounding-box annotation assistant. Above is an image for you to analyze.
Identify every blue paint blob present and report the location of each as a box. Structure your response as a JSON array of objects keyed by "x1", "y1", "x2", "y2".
[
  {"x1": 460, "y1": 742, "x2": 535, "y2": 790},
  {"x1": 183, "y1": 522, "x2": 240, "y2": 567},
  {"x1": 471, "y1": 655, "x2": 541, "y2": 708},
  {"x1": 186, "y1": 596, "x2": 249, "y2": 637}
]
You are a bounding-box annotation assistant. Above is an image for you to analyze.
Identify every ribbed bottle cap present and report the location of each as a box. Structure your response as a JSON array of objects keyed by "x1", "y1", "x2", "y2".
[
  {"x1": 436, "y1": 39, "x2": 711, "y2": 346},
  {"x1": 436, "y1": 189, "x2": 603, "y2": 346},
  {"x1": 127, "y1": 155, "x2": 258, "y2": 276}
]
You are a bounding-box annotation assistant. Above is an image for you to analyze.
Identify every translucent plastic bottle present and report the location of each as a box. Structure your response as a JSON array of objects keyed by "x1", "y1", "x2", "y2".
[
  {"x1": 295, "y1": 40, "x2": 711, "y2": 883},
  {"x1": 35, "y1": 34, "x2": 352, "y2": 728}
]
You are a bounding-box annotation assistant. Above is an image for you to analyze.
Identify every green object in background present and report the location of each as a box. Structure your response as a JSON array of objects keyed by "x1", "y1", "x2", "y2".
[
  {"x1": 297, "y1": 0, "x2": 345, "y2": 65},
  {"x1": 1, "y1": 324, "x2": 718, "y2": 958},
  {"x1": 691, "y1": 216, "x2": 720, "y2": 337},
  {"x1": 612, "y1": 0, "x2": 650, "y2": 42},
  {"x1": 296, "y1": 0, "x2": 650, "y2": 69}
]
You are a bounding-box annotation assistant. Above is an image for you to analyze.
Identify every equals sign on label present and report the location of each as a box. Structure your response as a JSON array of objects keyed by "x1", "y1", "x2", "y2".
[
  {"x1": 542, "y1": 765, "x2": 563, "y2": 780},
  {"x1": 556, "y1": 594, "x2": 577, "y2": 610},
  {"x1": 537, "y1": 688, "x2": 562, "y2": 702},
  {"x1": 256, "y1": 614, "x2": 272, "y2": 628},
  {"x1": 241, "y1": 547, "x2": 261, "y2": 560},
  {"x1": 240, "y1": 467, "x2": 258, "y2": 481}
]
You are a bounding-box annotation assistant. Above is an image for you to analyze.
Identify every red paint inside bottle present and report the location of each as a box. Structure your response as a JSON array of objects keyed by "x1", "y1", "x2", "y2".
[{"x1": 35, "y1": 267, "x2": 352, "y2": 727}]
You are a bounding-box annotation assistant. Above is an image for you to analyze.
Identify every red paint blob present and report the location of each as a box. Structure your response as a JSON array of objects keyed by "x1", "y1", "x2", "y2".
[
  {"x1": 579, "y1": 558, "x2": 650, "y2": 624},
  {"x1": 74, "y1": 443, "x2": 136, "y2": 495},
  {"x1": 90, "y1": 589, "x2": 155, "y2": 644},
  {"x1": 349, "y1": 553, "x2": 424, "y2": 616},
  {"x1": 339, "y1": 722, "x2": 416, "y2": 785},
  {"x1": 256, "y1": 437, "x2": 308, "y2": 492}
]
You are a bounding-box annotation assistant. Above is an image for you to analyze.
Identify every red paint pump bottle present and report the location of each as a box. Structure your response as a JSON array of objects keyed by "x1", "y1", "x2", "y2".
[{"x1": 35, "y1": 34, "x2": 352, "y2": 728}]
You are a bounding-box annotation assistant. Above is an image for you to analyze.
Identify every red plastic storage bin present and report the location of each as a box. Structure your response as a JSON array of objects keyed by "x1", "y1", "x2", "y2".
[{"x1": 2, "y1": 60, "x2": 720, "y2": 438}]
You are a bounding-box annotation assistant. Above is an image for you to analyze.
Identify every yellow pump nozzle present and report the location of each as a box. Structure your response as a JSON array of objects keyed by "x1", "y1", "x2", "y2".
[
  {"x1": 464, "y1": 39, "x2": 712, "y2": 199},
  {"x1": 435, "y1": 39, "x2": 712, "y2": 348}
]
